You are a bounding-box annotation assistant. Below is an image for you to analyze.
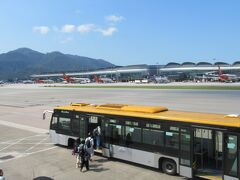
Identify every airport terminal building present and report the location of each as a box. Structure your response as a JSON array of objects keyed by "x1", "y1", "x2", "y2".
[{"x1": 31, "y1": 61, "x2": 240, "y2": 82}]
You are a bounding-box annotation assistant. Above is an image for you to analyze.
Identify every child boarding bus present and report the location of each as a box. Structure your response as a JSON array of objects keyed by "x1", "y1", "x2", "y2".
[{"x1": 43, "y1": 103, "x2": 240, "y2": 180}]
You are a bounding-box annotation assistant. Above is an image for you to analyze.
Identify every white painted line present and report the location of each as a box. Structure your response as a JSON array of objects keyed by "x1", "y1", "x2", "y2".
[
  {"x1": 25, "y1": 136, "x2": 49, "y2": 152},
  {"x1": 25, "y1": 146, "x2": 57, "y2": 155},
  {"x1": 0, "y1": 134, "x2": 47, "y2": 143},
  {"x1": 0, "y1": 120, "x2": 48, "y2": 134},
  {"x1": 0, "y1": 146, "x2": 57, "y2": 164},
  {"x1": 0, "y1": 134, "x2": 43, "y2": 152},
  {"x1": 0, "y1": 139, "x2": 25, "y2": 152}
]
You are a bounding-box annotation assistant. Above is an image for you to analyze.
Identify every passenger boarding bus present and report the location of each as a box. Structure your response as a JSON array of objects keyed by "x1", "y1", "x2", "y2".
[{"x1": 44, "y1": 103, "x2": 240, "y2": 180}]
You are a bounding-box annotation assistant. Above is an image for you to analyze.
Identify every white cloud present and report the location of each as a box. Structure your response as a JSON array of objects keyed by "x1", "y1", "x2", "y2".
[
  {"x1": 97, "y1": 27, "x2": 118, "y2": 36},
  {"x1": 33, "y1": 20, "x2": 121, "y2": 37},
  {"x1": 61, "y1": 24, "x2": 75, "y2": 33},
  {"x1": 60, "y1": 37, "x2": 73, "y2": 44},
  {"x1": 33, "y1": 26, "x2": 50, "y2": 34},
  {"x1": 106, "y1": 15, "x2": 124, "y2": 23},
  {"x1": 77, "y1": 24, "x2": 95, "y2": 33}
]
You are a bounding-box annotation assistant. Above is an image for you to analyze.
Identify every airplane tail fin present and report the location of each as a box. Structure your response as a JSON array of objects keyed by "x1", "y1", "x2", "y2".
[
  {"x1": 93, "y1": 75, "x2": 103, "y2": 83},
  {"x1": 218, "y1": 65, "x2": 223, "y2": 77},
  {"x1": 35, "y1": 79, "x2": 43, "y2": 83},
  {"x1": 93, "y1": 75, "x2": 99, "y2": 82},
  {"x1": 63, "y1": 73, "x2": 70, "y2": 82}
]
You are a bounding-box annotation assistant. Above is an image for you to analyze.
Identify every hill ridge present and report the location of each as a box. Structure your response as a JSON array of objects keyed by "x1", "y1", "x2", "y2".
[{"x1": 0, "y1": 48, "x2": 115, "y2": 80}]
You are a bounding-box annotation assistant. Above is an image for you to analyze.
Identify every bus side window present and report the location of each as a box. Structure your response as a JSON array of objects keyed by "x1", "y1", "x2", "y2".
[
  {"x1": 142, "y1": 123, "x2": 164, "y2": 147},
  {"x1": 102, "y1": 118, "x2": 123, "y2": 145},
  {"x1": 108, "y1": 124, "x2": 123, "y2": 144},
  {"x1": 51, "y1": 116, "x2": 58, "y2": 130},
  {"x1": 125, "y1": 126, "x2": 141, "y2": 145},
  {"x1": 165, "y1": 126, "x2": 179, "y2": 150},
  {"x1": 143, "y1": 128, "x2": 164, "y2": 146}
]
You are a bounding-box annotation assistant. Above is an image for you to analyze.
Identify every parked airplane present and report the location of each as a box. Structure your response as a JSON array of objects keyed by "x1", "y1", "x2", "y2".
[
  {"x1": 203, "y1": 72, "x2": 219, "y2": 81},
  {"x1": 134, "y1": 79, "x2": 149, "y2": 84},
  {"x1": 218, "y1": 66, "x2": 238, "y2": 82},
  {"x1": 93, "y1": 75, "x2": 114, "y2": 83},
  {"x1": 23, "y1": 80, "x2": 34, "y2": 84},
  {"x1": 63, "y1": 73, "x2": 91, "y2": 83},
  {"x1": 153, "y1": 76, "x2": 170, "y2": 83},
  {"x1": 198, "y1": 66, "x2": 238, "y2": 82},
  {"x1": 35, "y1": 79, "x2": 54, "y2": 84}
]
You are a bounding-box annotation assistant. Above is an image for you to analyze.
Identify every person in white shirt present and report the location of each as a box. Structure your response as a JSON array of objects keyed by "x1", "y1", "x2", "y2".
[{"x1": 85, "y1": 133, "x2": 94, "y2": 159}]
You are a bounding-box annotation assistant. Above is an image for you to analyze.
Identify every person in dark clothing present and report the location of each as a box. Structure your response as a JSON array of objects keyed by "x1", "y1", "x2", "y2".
[
  {"x1": 79, "y1": 140, "x2": 91, "y2": 172},
  {"x1": 126, "y1": 133, "x2": 132, "y2": 146}
]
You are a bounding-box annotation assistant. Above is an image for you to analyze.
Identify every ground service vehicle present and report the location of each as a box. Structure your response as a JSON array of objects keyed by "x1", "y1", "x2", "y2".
[{"x1": 45, "y1": 103, "x2": 240, "y2": 180}]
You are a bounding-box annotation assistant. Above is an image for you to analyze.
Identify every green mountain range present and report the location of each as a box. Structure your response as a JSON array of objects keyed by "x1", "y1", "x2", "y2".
[{"x1": 0, "y1": 48, "x2": 115, "y2": 80}]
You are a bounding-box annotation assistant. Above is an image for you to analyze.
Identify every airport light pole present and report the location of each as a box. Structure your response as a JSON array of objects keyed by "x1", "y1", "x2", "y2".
[{"x1": 156, "y1": 62, "x2": 159, "y2": 76}]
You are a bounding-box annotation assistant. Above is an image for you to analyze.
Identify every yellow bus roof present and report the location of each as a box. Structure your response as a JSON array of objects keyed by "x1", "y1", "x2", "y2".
[{"x1": 54, "y1": 103, "x2": 240, "y2": 128}]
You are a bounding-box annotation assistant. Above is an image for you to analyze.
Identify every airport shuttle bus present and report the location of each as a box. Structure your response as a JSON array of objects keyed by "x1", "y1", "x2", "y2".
[{"x1": 46, "y1": 103, "x2": 240, "y2": 180}]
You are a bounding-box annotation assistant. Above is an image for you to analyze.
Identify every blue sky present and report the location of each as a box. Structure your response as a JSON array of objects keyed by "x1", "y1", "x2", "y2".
[{"x1": 1, "y1": 0, "x2": 240, "y2": 65}]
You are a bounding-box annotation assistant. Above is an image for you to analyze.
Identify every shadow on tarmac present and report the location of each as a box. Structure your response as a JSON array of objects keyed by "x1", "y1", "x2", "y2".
[
  {"x1": 88, "y1": 160, "x2": 110, "y2": 172},
  {"x1": 33, "y1": 176, "x2": 54, "y2": 180}
]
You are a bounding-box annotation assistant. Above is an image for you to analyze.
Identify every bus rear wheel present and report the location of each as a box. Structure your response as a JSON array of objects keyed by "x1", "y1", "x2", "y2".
[{"x1": 162, "y1": 159, "x2": 176, "y2": 175}]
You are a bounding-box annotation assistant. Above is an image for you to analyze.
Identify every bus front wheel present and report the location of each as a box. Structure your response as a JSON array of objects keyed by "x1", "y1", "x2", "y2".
[{"x1": 162, "y1": 159, "x2": 176, "y2": 175}]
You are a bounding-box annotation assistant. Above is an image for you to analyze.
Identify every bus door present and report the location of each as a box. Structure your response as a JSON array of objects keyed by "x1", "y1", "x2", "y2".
[
  {"x1": 100, "y1": 118, "x2": 111, "y2": 157},
  {"x1": 87, "y1": 115, "x2": 102, "y2": 135},
  {"x1": 179, "y1": 128, "x2": 193, "y2": 178},
  {"x1": 223, "y1": 133, "x2": 239, "y2": 180},
  {"x1": 193, "y1": 128, "x2": 223, "y2": 179},
  {"x1": 71, "y1": 113, "x2": 87, "y2": 140},
  {"x1": 87, "y1": 115, "x2": 102, "y2": 149}
]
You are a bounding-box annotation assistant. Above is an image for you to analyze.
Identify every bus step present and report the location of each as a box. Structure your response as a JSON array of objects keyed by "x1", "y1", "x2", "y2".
[
  {"x1": 195, "y1": 174, "x2": 222, "y2": 180},
  {"x1": 94, "y1": 149, "x2": 103, "y2": 155}
]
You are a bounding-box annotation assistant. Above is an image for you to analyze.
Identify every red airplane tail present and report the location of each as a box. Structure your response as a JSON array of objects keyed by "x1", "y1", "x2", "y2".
[
  {"x1": 35, "y1": 79, "x2": 44, "y2": 83},
  {"x1": 63, "y1": 73, "x2": 71, "y2": 82},
  {"x1": 93, "y1": 75, "x2": 103, "y2": 83},
  {"x1": 218, "y1": 65, "x2": 228, "y2": 81},
  {"x1": 218, "y1": 65, "x2": 223, "y2": 77}
]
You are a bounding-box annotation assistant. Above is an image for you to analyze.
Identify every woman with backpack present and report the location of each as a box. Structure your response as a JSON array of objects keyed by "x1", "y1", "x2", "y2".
[{"x1": 79, "y1": 140, "x2": 91, "y2": 172}]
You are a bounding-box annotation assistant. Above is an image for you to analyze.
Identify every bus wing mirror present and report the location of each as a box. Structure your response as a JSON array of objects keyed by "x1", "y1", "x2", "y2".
[{"x1": 42, "y1": 110, "x2": 53, "y2": 120}]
